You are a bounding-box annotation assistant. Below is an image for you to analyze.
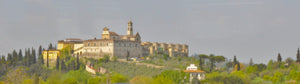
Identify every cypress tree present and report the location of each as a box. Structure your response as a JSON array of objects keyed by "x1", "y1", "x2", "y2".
[
  {"x1": 69, "y1": 59, "x2": 76, "y2": 70},
  {"x1": 233, "y1": 56, "x2": 237, "y2": 65},
  {"x1": 0, "y1": 56, "x2": 4, "y2": 67},
  {"x1": 249, "y1": 58, "x2": 253, "y2": 66},
  {"x1": 0, "y1": 56, "x2": 2, "y2": 67},
  {"x1": 46, "y1": 50, "x2": 49, "y2": 68},
  {"x1": 61, "y1": 60, "x2": 66, "y2": 71},
  {"x1": 209, "y1": 54, "x2": 215, "y2": 72},
  {"x1": 38, "y1": 45, "x2": 44, "y2": 64},
  {"x1": 32, "y1": 48, "x2": 36, "y2": 64},
  {"x1": 126, "y1": 51, "x2": 129, "y2": 61},
  {"x1": 24, "y1": 48, "x2": 27, "y2": 66},
  {"x1": 198, "y1": 54, "x2": 208, "y2": 70},
  {"x1": 56, "y1": 56, "x2": 60, "y2": 70},
  {"x1": 1, "y1": 56, "x2": 6, "y2": 70},
  {"x1": 277, "y1": 53, "x2": 282, "y2": 62},
  {"x1": 297, "y1": 48, "x2": 300, "y2": 63},
  {"x1": 7, "y1": 53, "x2": 13, "y2": 66},
  {"x1": 48, "y1": 43, "x2": 53, "y2": 50},
  {"x1": 12, "y1": 50, "x2": 18, "y2": 64},
  {"x1": 1, "y1": 56, "x2": 5, "y2": 64},
  {"x1": 18, "y1": 49, "x2": 23, "y2": 61},
  {"x1": 1, "y1": 56, "x2": 6, "y2": 64},
  {"x1": 76, "y1": 55, "x2": 80, "y2": 70},
  {"x1": 237, "y1": 61, "x2": 241, "y2": 71},
  {"x1": 27, "y1": 48, "x2": 31, "y2": 66}
]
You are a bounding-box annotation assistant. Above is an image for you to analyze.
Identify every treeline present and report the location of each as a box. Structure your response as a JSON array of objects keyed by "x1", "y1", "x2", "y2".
[
  {"x1": 54, "y1": 45, "x2": 80, "y2": 72},
  {"x1": 200, "y1": 49, "x2": 300, "y2": 84},
  {"x1": 0, "y1": 43, "x2": 57, "y2": 76}
]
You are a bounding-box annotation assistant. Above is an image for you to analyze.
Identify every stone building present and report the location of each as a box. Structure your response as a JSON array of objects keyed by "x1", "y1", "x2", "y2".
[
  {"x1": 43, "y1": 20, "x2": 189, "y2": 62},
  {"x1": 57, "y1": 38, "x2": 83, "y2": 50},
  {"x1": 141, "y1": 42, "x2": 189, "y2": 57},
  {"x1": 73, "y1": 20, "x2": 142, "y2": 59},
  {"x1": 42, "y1": 50, "x2": 60, "y2": 67}
]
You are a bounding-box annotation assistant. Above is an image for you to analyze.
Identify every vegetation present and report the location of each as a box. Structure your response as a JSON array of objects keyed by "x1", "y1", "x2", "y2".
[
  {"x1": 1, "y1": 43, "x2": 300, "y2": 84},
  {"x1": 142, "y1": 54, "x2": 199, "y2": 69}
]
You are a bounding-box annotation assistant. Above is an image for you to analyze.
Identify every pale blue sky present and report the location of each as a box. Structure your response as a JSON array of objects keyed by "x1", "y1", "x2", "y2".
[{"x1": 1, "y1": 0, "x2": 300, "y2": 64}]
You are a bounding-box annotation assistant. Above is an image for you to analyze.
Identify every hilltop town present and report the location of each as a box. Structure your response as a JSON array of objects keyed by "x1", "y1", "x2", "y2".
[
  {"x1": 43, "y1": 20, "x2": 189, "y2": 68},
  {"x1": 0, "y1": 21, "x2": 300, "y2": 84}
]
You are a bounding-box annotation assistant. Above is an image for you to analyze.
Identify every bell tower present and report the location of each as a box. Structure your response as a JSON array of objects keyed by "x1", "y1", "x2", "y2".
[{"x1": 127, "y1": 20, "x2": 133, "y2": 36}]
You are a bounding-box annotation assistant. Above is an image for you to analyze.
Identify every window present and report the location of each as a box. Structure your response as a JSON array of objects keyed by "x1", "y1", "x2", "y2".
[
  {"x1": 107, "y1": 43, "x2": 109, "y2": 46},
  {"x1": 100, "y1": 43, "x2": 102, "y2": 46},
  {"x1": 94, "y1": 43, "x2": 96, "y2": 46},
  {"x1": 88, "y1": 43, "x2": 90, "y2": 46}
]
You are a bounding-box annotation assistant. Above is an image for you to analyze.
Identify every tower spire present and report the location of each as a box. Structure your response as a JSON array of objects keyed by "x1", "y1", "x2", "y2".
[{"x1": 127, "y1": 20, "x2": 133, "y2": 36}]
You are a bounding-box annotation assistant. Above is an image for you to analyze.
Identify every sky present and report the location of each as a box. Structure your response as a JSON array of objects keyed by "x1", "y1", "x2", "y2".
[{"x1": 0, "y1": 0, "x2": 300, "y2": 64}]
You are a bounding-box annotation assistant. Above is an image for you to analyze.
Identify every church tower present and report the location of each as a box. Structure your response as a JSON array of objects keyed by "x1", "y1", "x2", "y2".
[{"x1": 127, "y1": 20, "x2": 133, "y2": 36}]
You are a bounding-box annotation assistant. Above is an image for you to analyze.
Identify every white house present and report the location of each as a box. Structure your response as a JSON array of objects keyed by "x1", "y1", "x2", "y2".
[{"x1": 184, "y1": 64, "x2": 206, "y2": 82}]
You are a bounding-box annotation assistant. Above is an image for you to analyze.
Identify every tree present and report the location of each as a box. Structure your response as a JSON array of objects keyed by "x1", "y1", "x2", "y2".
[
  {"x1": 32, "y1": 48, "x2": 36, "y2": 64},
  {"x1": 61, "y1": 60, "x2": 66, "y2": 71},
  {"x1": 249, "y1": 58, "x2": 253, "y2": 66},
  {"x1": 151, "y1": 76, "x2": 174, "y2": 84},
  {"x1": 126, "y1": 51, "x2": 130, "y2": 61},
  {"x1": 154, "y1": 70, "x2": 189, "y2": 83},
  {"x1": 1, "y1": 56, "x2": 5, "y2": 64},
  {"x1": 1, "y1": 56, "x2": 6, "y2": 70},
  {"x1": 237, "y1": 61, "x2": 241, "y2": 71},
  {"x1": 103, "y1": 55, "x2": 110, "y2": 63},
  {"x1": 253, "y1": 63, "x2": 266, "y2": 72},
  {"x1": 24, "y1": 48, "x2": 27, "y2": 66},
  {"x1": 56, "y1": 56, "x2": 60, "y2": 70},
  {"x1": 214, "y1": 56, "x2": 225, "y2": 63},
  {"x1": 68, "y1": 59, "x2": 76, "y2": 71},
  {"x1": 198, "y1": 54, "x2": 208, "y2": 70},
  {"x1": 163, "y1": 54, "x2": 169, "y2": 61},
  {"x1": 88, "y1": 77, "x2": 103, "y2": 84},
  {"x1": 38, "y1": 45, "x2": 44, "y2": 64},
  {"x1": 271, "y1": 72, "x2": 284, "y2": 83},
  {"x1": 12, "y1": 50, "x2": 18, "y2": 64},
  {"x1": 285, "y1": 57, "x2": 294, "y2": 67},
  {"x1": 7, "y1": 53, "x2": 13, "y2": 66},
  {"x1": 0, "y1": 56, "x2": 5, "y2": 68},
  {"x1": 46, "y1": 50, "x2": 49, "y2": 68},
  {"x1": 267, "y1": 60, "x2": 274, "y2": 70},
  {"x1": 277, "y1": 53, "x2": 282, "y2": 62},
  {"x1": 76, "y1": 54, "x2": 80, "y2": 70},
  {"x1": 297, "y1": 48, "x2": 300, "y2": 63},
  {"x1": 4, "y1": 67, "x2": 29, "y2": 84},
  {"x1": 233, "y1": 55, "x2": 237, "y2": 65},
  {"x1": 27, "y1": 48, "x2": 31, "y2": 66},
  {"x1": 226, "y1": 60, "x2": 234, "y2": 71},
  {"x1": 48, "y1": 43, "x2": 53, "y2": 50},
  {"x1": 18, "y1": 49, "x2": 23, "y2": 61},
  {"x1": 208, "y1": 54, "x2": 215, "y2": 72},
  {"x1": 110, "y1": 73, "x2": 128, "y2": 83}
]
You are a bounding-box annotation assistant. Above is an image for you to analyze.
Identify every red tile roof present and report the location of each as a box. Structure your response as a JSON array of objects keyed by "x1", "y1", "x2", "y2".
[{"x1": 184, "y1": 70, "x2": 205, "y2": 73}]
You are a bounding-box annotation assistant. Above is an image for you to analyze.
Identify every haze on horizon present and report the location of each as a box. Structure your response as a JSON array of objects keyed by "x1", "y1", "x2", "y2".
[{"x1": 1, "y1": 0, "x2": 300, "y2": 64}]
